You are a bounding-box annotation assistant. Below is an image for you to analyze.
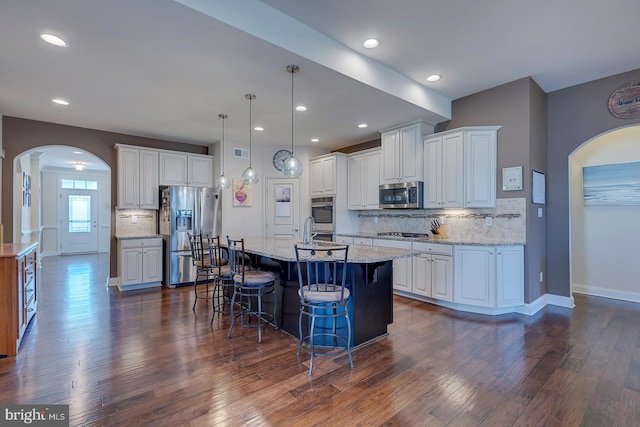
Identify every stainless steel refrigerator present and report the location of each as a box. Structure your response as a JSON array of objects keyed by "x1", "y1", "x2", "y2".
[{"x1": 159, "y1": 186, "x2": 221, "y2": 287}]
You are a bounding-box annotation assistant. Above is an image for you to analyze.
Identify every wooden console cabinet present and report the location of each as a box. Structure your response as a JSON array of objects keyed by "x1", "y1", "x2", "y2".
[{"x1": 0, "y1": 242, "x2": 38, "y2": 356}]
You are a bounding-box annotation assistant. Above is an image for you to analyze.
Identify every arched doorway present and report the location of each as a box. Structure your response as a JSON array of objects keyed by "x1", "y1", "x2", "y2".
[
  {"x1": 569, "y1": 125, "x2": 640, "y2": 302},
  {"x1": 13, "y1": 146, "x2": 111, "y2": 258}
]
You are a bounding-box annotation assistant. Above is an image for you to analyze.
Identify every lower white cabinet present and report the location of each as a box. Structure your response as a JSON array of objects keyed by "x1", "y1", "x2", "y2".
[
  {"x1": 373, "y1": 239, "x2": 412, "y2": 292},
  {"x1": 118, "y1": 238, "x2": 163, "y2": 291},
  {"x1": 412, "y1": 242, "x2": 453, "y2": 301},
  {"x1": 334, "y1": 235, "x2": 354, "y2": 244},
  {"x1": 453, "y1": 245, "x2": 524, "y2": 308}
]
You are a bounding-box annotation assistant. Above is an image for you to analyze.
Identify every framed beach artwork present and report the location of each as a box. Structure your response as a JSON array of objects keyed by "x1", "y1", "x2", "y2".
[
  {"x1": 583, "y1": 161, "x2": 640, "y2": 206},
  {"x1": 232, "y1": 178, "x2": 252, "y2": 207}
]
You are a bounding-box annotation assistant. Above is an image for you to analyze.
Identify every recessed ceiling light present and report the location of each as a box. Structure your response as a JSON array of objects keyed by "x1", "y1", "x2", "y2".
[
  {"x1": 73, "y1": 162, "x2": 84, "y2": 171},
  {"x1": 254, "y1": 126, "x2": 264, "y2": 131},
  {"x1": 426, "y1": 74, "x2": 441, "y2": 82},
  {"x1": 40, "y1": 33, "x2": 68, "y2": 47},
  {"x1": 311, "y1": 138, "x2": 319, "y2": 143},
  {"x1": 73, "y1": 151, "x2": 83, "y2": 155},
  {"x1": 295, "y1": 105, "x2": 307, "y2": 112},
  {"x1": 363, "y1": 38, "x2": 379, "y2": 49},
  {"x1": 358, "y1": 123, "x2": 368, "y2": 129},
  {"x1": 52, "y1": 98, "x2": 69, "y2": 106}
]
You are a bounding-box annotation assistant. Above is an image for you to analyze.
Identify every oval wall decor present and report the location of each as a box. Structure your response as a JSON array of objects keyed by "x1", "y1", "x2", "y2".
[{"x1": 608, "y1": 80, "x2": 640, "y2": 119}]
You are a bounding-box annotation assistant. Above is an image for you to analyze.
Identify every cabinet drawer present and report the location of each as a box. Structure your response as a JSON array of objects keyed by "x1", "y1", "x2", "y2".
[
  {"x1": 412, "y1": 242, "x2": 453, "y2": 255},
  {"x1": 120, "y1": 238, "x2": 162, "y2": 249},
  {"x1": 373, "y1": 239, "x2": 412, "y2": 250},
  {"x1": 353, "y1": 237, "x2": 373, "y2": 246},
  {"x1": 334, "y1": 236, "x2": 354, "y2": 244}
]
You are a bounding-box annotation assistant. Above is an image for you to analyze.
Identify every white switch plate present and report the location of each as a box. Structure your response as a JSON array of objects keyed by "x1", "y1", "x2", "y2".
[
  {"x1": 540, "y1": 271, "x2": 544, "y2": 282},
  {"x1": 438, "y1": 216, "x2": 445, "y2": 225},
  {"x1": 131, "y1": 215, "x2": 137, "y2": 224},
  {"x1": 374, "y1": 216, "x2": 378, "y2": 224},
  {"x1": 538, "y1": 207, "x2": 543, "y2": 218},
  {"x1": 485, "y1": 216, "x2": 493, "y2": 226}
]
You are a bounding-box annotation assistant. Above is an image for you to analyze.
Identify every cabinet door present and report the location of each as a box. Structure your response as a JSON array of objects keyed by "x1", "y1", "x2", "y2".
[
  {"x1": 381, "y1": 129, "x2": 399, "y2": 183},
  {"x1": 309, "y1": 159, "x2": 324, "y2": 195},
  {"x1": 363, "y1": 150, "x2": 381, "y2": 209},
  {"x1": 139, "y1": 149, "x2": 159, "y2": 208},
  {"x1": 117, "y1": 147, "x2": 139, "y2": 209},
  {"x1": 188, "y1": 155, "x2": 214, "y2": 188},
  {"x1": 424, "y1": 136, "x2": 441, "y2": 208},
  {"x1": 322, "y1": 157, "x2": 336, "y2": 194},
  {"x1": 399, "y1": 124, "x2": 423, "y2": 182},
  {"x1": 454, "y1": 246, "x2": 494, "y2": 307},
  {"x1": 347, "y1": 154, "x2": 364, "y2": 209},
  {"x1": 496, "y1": 246, "x2": 524, "y2": 307},
  {"x1": 121, "y1": 248, "x2": 143, "y2": 286},
  {"x1": 159, "y1": 152, "x2": 188, "y2": 186},
  {"x1": 412, "y1": 254, "x2": 432, "y2": 297},
  {"x1": 441, "y1": 132, "x2": 464, "y2": 208},
  {"x1": 142, "y1": 246, "x2": 163, "y2": 284},
  {"x1": 432, "y1": 255, "x2": 453, "y2": 302},
  {"x1": 464, "y1": 130, "x2": 496, "y2": 207},
  {"x1": 393, "y1": 257, "x2": 412, "y2": 292}
]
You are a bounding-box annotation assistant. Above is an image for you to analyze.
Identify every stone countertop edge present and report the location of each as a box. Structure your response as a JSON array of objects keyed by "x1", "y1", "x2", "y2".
[
  {"x1": 115, "y1": 235, "x2": 163, "y2": 240},
  {"x1": 335, "y1": 232, "x2": 525, "y2": 246}
]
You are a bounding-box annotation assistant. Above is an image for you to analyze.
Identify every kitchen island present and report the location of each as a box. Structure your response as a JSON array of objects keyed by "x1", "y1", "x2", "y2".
[{"x1": 235, "y1": 237, "x2": 417, "y2": 346}]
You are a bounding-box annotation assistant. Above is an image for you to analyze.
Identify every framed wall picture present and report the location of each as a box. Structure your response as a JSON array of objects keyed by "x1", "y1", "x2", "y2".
[
  {"x1": 532, "y1": 170, "x2": 546, "y2": 204},
  {"x1": 502, "y1": 166, "x2": 523, "y2": 191}
]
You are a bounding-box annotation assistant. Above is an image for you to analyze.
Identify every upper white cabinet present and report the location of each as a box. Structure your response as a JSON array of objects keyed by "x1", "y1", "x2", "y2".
[
  {"x1": 347, "y1": 148, "x2": 381, "y2": 210},
  {"x1": 310, "y1": 153, "x2": 338, "y2": 196},
  {"x1": 159, "y1": 151, "x2": 214, "y2": 188},
  {"x1": 424, "y1": 126, "x2": 500, "y2": 208},
  {"x1": 116, "y1": 144, "x2": 159, "y2": 209},
  {"x1": 380, "y1": 121, "x2": 433, "y2": 184}
]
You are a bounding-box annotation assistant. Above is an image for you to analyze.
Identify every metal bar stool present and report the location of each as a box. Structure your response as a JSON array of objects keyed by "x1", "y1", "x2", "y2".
[
  {"x1": 189, "y1": 233, "x2": 215, "y2": 310},
  {"x1": 208, "y1": 236, "x2": 233, "y2": 324},
  {"x1": 227, "y1": 237, "x2": 278, "y2": 343},
  {"x1": 294, "y1": 244, "x2": 354, "y2": 376}
]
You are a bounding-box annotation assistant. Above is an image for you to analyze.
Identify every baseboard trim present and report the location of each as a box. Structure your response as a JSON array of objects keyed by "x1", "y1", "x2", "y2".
[
  {"x1": 573, "y1": 283, "x2": 640, "y2": 304},
  {"x1": 106, "y1": 277, "x2": 119, "y2": 287}
]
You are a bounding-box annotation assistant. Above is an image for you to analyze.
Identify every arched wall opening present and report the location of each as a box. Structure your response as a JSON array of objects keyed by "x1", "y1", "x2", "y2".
[{"x1": 569, "y1": 125, "x2": 640, "y2": 302}]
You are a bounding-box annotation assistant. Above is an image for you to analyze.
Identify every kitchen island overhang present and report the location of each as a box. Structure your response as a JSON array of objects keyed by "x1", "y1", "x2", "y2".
[{"x1": 229, "y1": 237, "x2": 418, "y2": 346}]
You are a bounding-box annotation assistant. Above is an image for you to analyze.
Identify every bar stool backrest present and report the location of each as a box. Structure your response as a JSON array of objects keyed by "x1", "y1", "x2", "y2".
[
  {"x1": 294, "y1": 245, "x2": 349, "y2": 303},
  {"x1": 226, "y1": 236, "x2": 248, "y2": 283},
  {"x1": 189, "y1": 234, "x2": 206, "y2": 268}
]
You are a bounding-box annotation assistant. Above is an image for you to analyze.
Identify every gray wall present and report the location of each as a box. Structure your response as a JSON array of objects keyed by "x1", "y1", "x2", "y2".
[
  {"x1": 2, "y1": 116, "x2": 207, "y2": 276},
  {"x1": 546, "y1": 69, "x2": 640, "y2": 297},
  {"x1": 437, "y1": 77, "x2": 547, "y2": 303}
]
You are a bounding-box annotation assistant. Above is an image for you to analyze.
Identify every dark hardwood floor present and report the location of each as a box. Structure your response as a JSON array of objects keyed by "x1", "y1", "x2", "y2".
[{"x1": 1, "y1": 253, "x2": 639, "y2": 426}]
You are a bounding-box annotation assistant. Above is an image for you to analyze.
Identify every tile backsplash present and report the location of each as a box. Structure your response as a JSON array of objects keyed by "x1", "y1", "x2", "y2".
[
  {"x1": 358, "y1": 198, "x2": 526, "y2": 243},
  {"x1": 115, "y1": 209, "x2": 157, "y2": 237}
]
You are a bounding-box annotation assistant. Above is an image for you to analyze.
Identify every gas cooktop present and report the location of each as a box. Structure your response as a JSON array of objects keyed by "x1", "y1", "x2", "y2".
[{"x1": 377, "y1": 231, "x2": 430, "y2": 238}]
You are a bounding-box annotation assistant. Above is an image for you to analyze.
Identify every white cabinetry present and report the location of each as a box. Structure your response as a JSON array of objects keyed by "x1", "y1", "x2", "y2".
[
  {"x1": 310, "y1": 154, "x2": 337, "y2": 195},
  {"x1": 335, "y1": 235, "x2": 354, "y2": 244},
  {"x1": 412, "y1": 243, "x2": 453, "y2": 301},
  {"x1": 453, "y1": 245, "x2": 523, "y2": 308},
  {"x1": 424, "y1": 126, "x2": 499, "y2": 208},
  {"x1": 380, "y1": 121, "x2": 433, "y2": 184},
  {"x1": 159, "y1": 151, "x2": 214, "y2": 188},
  {"x1": 373, "y1": 239, "x2": 412, "y2": 292},
  {"x1": 348, "y1": 148, "x2": 381, "y2": 209},
  {"x1": 117, "y1": 238, "x2": 163, "y2": 291},
  {"x1": 116, "y1": 144, "x2": 159, "y2": 209}
]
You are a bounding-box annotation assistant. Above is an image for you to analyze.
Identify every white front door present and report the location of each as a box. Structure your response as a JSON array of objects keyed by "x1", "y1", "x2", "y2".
[
  {"x1": 265, "y1": 178, "x2": 300, "y2": 239},
  {"x1": 60, "y1": 189, "x2": 98, "y2": 253}
]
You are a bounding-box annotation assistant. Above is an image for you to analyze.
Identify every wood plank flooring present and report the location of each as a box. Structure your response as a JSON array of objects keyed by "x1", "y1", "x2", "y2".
[{"x1": 1, "y1": 253, "x2": 640, "y2": 426}]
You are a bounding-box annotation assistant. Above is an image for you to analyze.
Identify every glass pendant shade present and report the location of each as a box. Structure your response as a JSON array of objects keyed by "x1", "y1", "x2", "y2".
[
  {"x1": 242, "y1": 166, "x2": 259, "y2": 184},
  {"x1": 243, "y1": 93, "x2": 259, "y2": 184},
  {"x1": 216, "y1": 113, "x2": 230, "y2": 190},
  {"x1": 282, "y1": 154, "x2": 303, "y2": 177},
  {"x1": 216, "y1": 173, "x2": 230, "y2": 190}
]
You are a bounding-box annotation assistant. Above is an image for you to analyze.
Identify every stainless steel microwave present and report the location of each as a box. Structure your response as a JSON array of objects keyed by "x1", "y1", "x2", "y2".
[{"x1": 379, "y1": 181, "x2": 424, "y2": 209}]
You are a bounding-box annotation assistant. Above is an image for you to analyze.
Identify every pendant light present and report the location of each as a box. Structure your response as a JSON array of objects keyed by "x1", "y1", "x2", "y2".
[
  {"x1": 215, "y1": 113, "x2": 230, "y2": 190},
  {"x1": 282, "y1": 64, "x2": 303, "y2": 178},
  {"x1": 241, "y1": 93, "x2": 259, "y2": 184}
]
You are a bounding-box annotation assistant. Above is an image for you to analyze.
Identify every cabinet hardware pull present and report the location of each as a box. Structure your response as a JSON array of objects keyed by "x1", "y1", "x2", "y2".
[
  {"x1": 27, "y1": 308, "x2": 34, "y2": 312},
  {"x1": 27, "y1": 288, "x2": 34, "y2": 292}
]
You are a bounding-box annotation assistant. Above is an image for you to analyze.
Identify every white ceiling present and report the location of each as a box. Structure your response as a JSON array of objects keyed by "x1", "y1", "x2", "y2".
[{"x1": 2, "y1": 0, "x2": 639, "y2": 170}]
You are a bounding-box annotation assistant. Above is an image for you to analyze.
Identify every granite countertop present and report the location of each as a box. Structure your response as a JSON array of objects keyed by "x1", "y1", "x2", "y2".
[
  {"x1": 115, "y1": 234, "x2": 163, "y2": 240},
  {"x1": 336, "y1": 232, "x2": 524, "y2": 246},
  {"x1": 236, "y1": 237, "x2": 419, "y2": 263}
]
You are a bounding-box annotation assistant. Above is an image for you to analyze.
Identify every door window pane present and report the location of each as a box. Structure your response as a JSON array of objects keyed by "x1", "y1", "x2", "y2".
[{"x1": 69, "y1": 195, "x2": 91, "y2": 233}]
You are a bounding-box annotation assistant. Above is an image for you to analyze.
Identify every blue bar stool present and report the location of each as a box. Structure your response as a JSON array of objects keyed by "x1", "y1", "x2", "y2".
[{"x1": 294, "y1": 244, "x2": 354, "y2": 376}]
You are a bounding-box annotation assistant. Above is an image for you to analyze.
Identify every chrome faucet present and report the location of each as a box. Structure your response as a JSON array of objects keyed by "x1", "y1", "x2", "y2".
[{"x1": 303, "y1": 216, "x2": 317, "y2": 245}]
